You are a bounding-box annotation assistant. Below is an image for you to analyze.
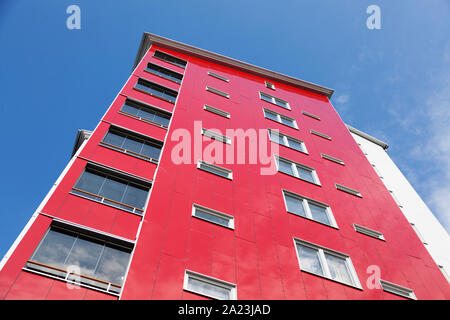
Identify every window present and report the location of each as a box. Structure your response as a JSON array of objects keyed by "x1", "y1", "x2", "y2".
[
  {"x1": 202, "y1": 128, "x2": 231, "y2": 144},
  {"x1": 321, "y1": 153, "x2": 344, "y2": 165},
  {"x1": 371, "y1": 164, "x2": 383, "y2": 179},
  {"x1": 206, "y1": 86, "x2": 230, "y2": 99},
  {"x1": 283, "y1": 190, "x2": 337, "y2": 227},
  {"x1": 153, "y1": 50, "x2": 187, "y2": 68},
  {"x1": 379, "y1": 279, "x2": 417, "y2": 300},
  {"x1": 353, "y1": 224, "x2": 385, "y2": 241},
  {"x1": 268, "y1": 129, "x2": 307, "y2": 154},
  {"x1": 135, "y1": 78, "x2": 178, "y2": 103},
  {"x1": 389, "y1": 190, "x2": 403, "y2": 208},
  {"x1": 259, "y1": 92, "x2": 290, "y2": 110},
  {"x1": 203, "y1": 104, "x2": 230, "y2": 119},
  {"x1": 192, "y1": 204, "x2": 234, "y2": 229},
  {"x1": 183, "y1": 270, "x2": 237, "y2": 300},
  {"x1": 197, "y1": 160, "x2": 233, "y2": 180},
  {"x1": 71, "y1": 165, "x2": 151, "y2": 215},
  {"x1": 294, "y1": 239, "x2": 361, "y2": 288},
  {"x1": 145, "y1": 62, "x2": 183, "y2": 83},
  {"x1": 310, "y1": 129, "x2": 331, "y2": 140},
  {"x1": 276, "y1": 156, "x2": 320, "y2": 185},
  {"x1": 410, "y1": 223, "x2": 428, "y2": 245},
  {"x1": 263, "y1": 108, "x2": 298, "y2": 129},
  {"x1": 265, "y1": 81, "x2": 275, "y2": 90},
  {"x1": 101, "y1": 127, "x2": 163, "y2": 163},
  {"x1": 25, "y1": 222, "x2": 132, "y2": 295},
  {"x1": 302, "y1": 111, "x2": 320, "y2": 120},
  {"x1": 120, "y1": 99, "x2": 171, "y2": 128},
  {"x1": 208, "y1": 71, "x2": 229, "y2": 82},
  {"x1": 335, "y1": 183, "x2": 362, "y2": 198}
]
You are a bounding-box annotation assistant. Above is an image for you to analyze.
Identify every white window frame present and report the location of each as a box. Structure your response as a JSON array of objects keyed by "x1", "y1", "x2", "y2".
[
  {"x1": 206, "y1": 86, "x2": 230, "y2": 99},
  {"x1": 302, "y1": 111, "x2": 320, "y2": 120},
  {"x1": 259, "y1": 92, "x2": 290, "y2": 110},
  {"x1": 294, "y1": 238, "x2": 362, "y2": 289},
  {"x1": 183, "y1": 270, "x2": 237, "y2": 300},
  {"x1": 321, "y1": 153, "x2": 345, "y2": 165},
  {"x1": 276, "y1": 156, "x2": 321, "y2": 185},
  {"x1": 265, "y1": 81, "x2": 276, "y2": 90},
  {"x1": 282, "y1": 190, "x2": 338, "y2": 228},
  {"x1": 353, "y1": 223, "x2": 385, "y2": 241},
  {"x1": 335, "y1": 183, "x2": 362, "y2": 198},
  {"x1": 268, "y1": 129, "x2": 308, "y2": 154},
  {"x1": 263, "y1": 108, "x2": 298, "y2": 129},
  {"x1": 208, "y1": 71, "x2": 229, "y2": 82},
  {"x1": 310, "y1": 129, "x2": 331, "y2": 140},
  {"x1": 203, "y1": 104, "x2": 230, "y2": 119},
  {"x1": 192, "y1": 204, "x2": 235, "y2": 229},
  {"x1": 379, "y1": 279, "x2": 417, "y2": 300},
  {"x1": 197, "y1": 160, "x2": 233, "y2": 180},
  {"x1": 201, "y1": 128, "x2": 231, "y2": 144}
]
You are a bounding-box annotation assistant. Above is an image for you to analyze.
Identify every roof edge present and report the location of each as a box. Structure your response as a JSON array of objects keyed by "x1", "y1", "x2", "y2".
[
  {"x1": 346, "y1": 124, "x2": 389, "y2": 150},
  {"x1": 133, "y1": 32, "x2": 334, "y2": 99},
  {"x1": 71, "y1": 129, "x2": 92, "y2": 158}
]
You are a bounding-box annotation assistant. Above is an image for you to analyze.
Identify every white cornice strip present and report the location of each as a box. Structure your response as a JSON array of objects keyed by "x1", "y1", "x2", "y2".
[{"x1": 133, "y1": 33, "x2": 334, "y2": 98}]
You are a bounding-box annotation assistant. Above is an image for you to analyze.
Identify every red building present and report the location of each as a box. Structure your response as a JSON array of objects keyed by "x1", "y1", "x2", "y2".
[{"x1": 0, "y1": 33, "x2": 448, "y2": 300}]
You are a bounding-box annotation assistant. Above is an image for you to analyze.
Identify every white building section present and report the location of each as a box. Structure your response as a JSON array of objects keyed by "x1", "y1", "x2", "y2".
[{"x1": 347, "y1": 125, "x2": 450, "y2": 283}]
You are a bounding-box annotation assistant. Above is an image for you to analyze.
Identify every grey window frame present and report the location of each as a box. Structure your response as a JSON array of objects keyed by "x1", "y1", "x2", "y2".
[
  {"x1": 197, "y1": 160, "x2": 233, "y2": 180},
  {"x1": 259, "y1": 92, "x2": 290, "y2": 110},
  {"x1": 145, "y1": 62, "x2": 184, "y2": 84},
  {"x1": 134, "y1": 78, "x2": 178, "y2": 104},
  {"x1": 263, "y1": 108, "x2": 298, "y2": 129},
  {"x1": 208, "y1": 71, "x2": 229, "y2": 82},
  {"x1": 153, "y1": 50, "x2": 187, "y2": 68},
  {"x1": 203, "y1": 104, "x2": 230, "y2": 119},
  {"x1": 276, "y1": 156, "x2": 321, "y2": 185},
  {"x1": 206, "y1": 86, "x2": 230, "y2": 99}
]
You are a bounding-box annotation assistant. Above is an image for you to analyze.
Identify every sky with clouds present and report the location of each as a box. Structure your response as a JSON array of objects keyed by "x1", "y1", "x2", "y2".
[{"x1": 0, "y1": 0, "x2": 449, "y2": 257}]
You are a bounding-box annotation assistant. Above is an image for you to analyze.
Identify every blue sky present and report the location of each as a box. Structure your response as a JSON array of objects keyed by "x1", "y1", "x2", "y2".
[{"x1": 0, "y1": 0, "x2": 449, "y2": 258}]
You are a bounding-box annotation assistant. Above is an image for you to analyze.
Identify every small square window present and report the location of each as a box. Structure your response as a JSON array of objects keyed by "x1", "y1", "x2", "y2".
[{"x1": 265, "y1": 81, "x2": 276, "y2": 90}]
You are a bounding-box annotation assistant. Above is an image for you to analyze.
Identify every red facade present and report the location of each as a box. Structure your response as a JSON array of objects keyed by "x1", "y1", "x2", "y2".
[{"x1": 0, "y1": 34, "x2": 449, "y2": 300}]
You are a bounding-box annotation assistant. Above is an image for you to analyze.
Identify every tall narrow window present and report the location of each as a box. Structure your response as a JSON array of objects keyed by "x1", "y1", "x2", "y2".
[
  {"x1": 71, "y1": 165, "x2": 151, "y2": 215},
  {"x1": 283, "y1": 190, "x2": 337, "y2": 227},
  {"x1": 25, "y1": 222, "x2": 133, "y2": 295},
  {"x1": 135, "y1": 78, "x2": 178, "y2": 103},
  {"x1": 101, "y1": 127, "x2": 163, "y2": 163},
  {"x1": 260, "y1": 92, "x2": 290, "y2": 110},
  {"x1": 153, "y1": 50, "x2": 187, "y2": 68},
  {"x1": 294, "y1": 239, "x2": 360, "y2": 288},
  {"x1": 145, "y1": 62, "x2": 183, "y2": 83},
  {"x1": 120, "y1": 99, "x2": 171, "y2": 128},
  {"x1": 276, "y1": 156, "x2": 320, "y2": 185}
]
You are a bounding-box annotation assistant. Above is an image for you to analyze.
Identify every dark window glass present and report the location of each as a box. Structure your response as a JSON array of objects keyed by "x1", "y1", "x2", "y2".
[
  {"x1": 154, "y1": 50, "x2": 187, "y2": 68},
  {"x1": 73, "y1": 169, "x2": 149, "y2": 213},
  {"x1": 101, "y1": 129, "x2": 162, "y2": 161},
  {"x1": 135, "y1": 79, "x2": 178, "y2": 103},
  {"x1": 146, "y1": 62, "x2": 183, "y2": 83},
  {"x1": 74, "y1": 170, "x2": 105, "y2": 195},
  {"x1": 30, "y1": 228, "x2": 131, "y2": 287},
  {"x1": 122, "y1": 184, "x2": 148, "y2": 209},
  {"x1": 153, "y1": 113, "x2": 170, "y2": 127},
  {"x1": 280, "y1": 116, "x2": 295, "y2": 127}
]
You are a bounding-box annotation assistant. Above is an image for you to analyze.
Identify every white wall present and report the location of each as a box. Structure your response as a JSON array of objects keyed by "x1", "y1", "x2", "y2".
[{"x1": 350, "y1": 130, "x2": 450, "y2": 283}]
